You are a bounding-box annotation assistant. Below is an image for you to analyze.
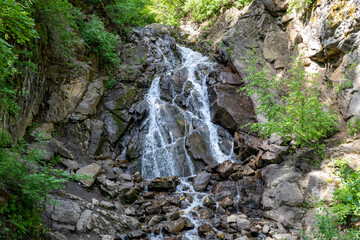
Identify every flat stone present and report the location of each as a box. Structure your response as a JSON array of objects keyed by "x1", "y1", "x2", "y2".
[{"x1": 76, "y1": 163, "x2": 101, "y2": 187}]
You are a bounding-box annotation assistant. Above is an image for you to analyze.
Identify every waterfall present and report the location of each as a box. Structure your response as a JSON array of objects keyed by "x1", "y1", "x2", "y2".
[{"x1": 141, "y1": 44, "x2": 234, "y2": 179}]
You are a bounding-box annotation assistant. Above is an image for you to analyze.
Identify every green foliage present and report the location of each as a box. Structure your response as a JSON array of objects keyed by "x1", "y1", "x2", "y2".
[
  {"x1": 331, "y1": 158, "x2": 360, "y2": 220},
  {"x1": 241, "y1": 49, "x2": 338, "y2": 149},
  {"x1": 347, "y1": 117, "x2": 360, "y2": 136},
  {"x1": 149, "y1": 0, "x2": 253, "y2": 24},
  {"x1": 105, "y1": 76, "x2": 116, "y2": 89},
  {"x1": 106, "y1": 0, "x2": 155, "y2": 29},
  {"x1": 303, "y1": 158, "x2": 360, "y2": 239},
  {"x1": 0, "y1": 131, "x2": 73, "y2": 239},
  {"x1": 0, "y1": 0, "x2": 38, "y2": 116},
  {"x1": 79, "y1": 16, "x2": 121, "y2": 67},
  {"x1": 287, "y1": 0, "x2": 315, "y2": 13},
  {"x1": 303, "y1": 206, "x2": 360, "y2": 240}
]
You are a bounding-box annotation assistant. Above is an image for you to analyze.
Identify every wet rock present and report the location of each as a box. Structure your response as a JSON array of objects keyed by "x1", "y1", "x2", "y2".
[
  {"x1": 193, "y1": 172, "x2": 211, "y2": 191},
  {"x1": 127, "y1": 230, "x2": 147, "y2": 239},
  {"x1": 166, "y1": 211, "x2": 180, "y2": 221},
  {"x1": 217, "y1": 160, "x2": 235, "y2": 178},
  {"x1": 148, "y1": 176, "x2": 179, "y2": 192},
  {"x1": 203, "y1": 196, "x2": 216, "y2": 209},
  {"x1": 220, "y1": 197, "x2": 233, "y2": 207},
  {"x1": 164, "y1": 218, "x2": 187, "y2": 233},
  {"x1": 186, "y1": 131, "x2": 217, "y2": 166},
  {"x1": 148, "y1": 215, "x2": 164, "y2": 225},
  {"x1": 76, "y1": 163, "x2": 101, "y2": 187},
  {"x1": 120, "y1": 188, "x2": 138, "y2": 204},
  {"x1": 197, "y1": 223, "x2": 214, "y2": 237},
  {"x1": 200, "y1": 208, "x2": 214, "y2": 219}
]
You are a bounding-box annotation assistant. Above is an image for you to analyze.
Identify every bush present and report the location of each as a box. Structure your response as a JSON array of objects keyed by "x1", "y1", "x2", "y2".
[
  {"x1": 79, "y1": 16, "x2": 121, "y2": 68},
  {"x1": 241, "y1": 49, "x2": 338, "y2": 149},
  {"x1": 347, "y1": 117, "x2": 360, "y2": 136},
  {"x1": 303, "y1": 158, "x2": 360, "y2": 239},
  {"x1": 0, "y1": 131, "x2": 73, "y2": 239}
]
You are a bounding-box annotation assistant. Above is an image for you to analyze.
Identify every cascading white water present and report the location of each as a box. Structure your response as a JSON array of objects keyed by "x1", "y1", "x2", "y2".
[{"x1": 141, "y1": 43, "x2": 234, "y2": 179}]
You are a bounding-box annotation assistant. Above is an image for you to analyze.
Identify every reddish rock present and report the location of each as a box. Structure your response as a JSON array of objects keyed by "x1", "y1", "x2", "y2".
[{"x1": 217, "y1": 160, "x2": 235, "y2": 178}]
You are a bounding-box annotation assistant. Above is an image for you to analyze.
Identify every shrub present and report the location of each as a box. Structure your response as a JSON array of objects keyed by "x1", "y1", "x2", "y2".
[
  {"x1": 303, "y1": 158, "x2": 360, "y2": 239},
  {"x1": 0, "y1": 131, "x2": 73, "y2": 239},
  {"x1": 79, "y1": 16, "x2": 121, "y2": 68},
  {"x1": 347, "y1": 117, "x2": 360, "y2": 136},
  {"x1": 241, "y1": 49, "x2": 338, "y2": 149}
]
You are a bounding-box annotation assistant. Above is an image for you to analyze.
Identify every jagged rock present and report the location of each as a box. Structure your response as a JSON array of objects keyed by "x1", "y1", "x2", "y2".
[
  {"x1": 261, "y1": 143, "x2": 289, "y2": 164},
  {"x1": 217, "y1": 160, "x2": 235, "y2": 178},
  {"x1": 243, "y1": 165, "x2": 255, "y2": 176},
  {"x1": 76, "y1": 163, "x2": 101, "y2": 187},
  {"x1": 120, "y1": 188, "x2": 137, "y2": 204},
  {"x1": 77, "y1": 210, "x2": 93, "y2": 232},
  {"x1": 208, "y1": 83, "x2": 256, "y2": 132},
  {"x1": 61, "y1": 158, "x2": 79, "y2": 170},
  {"x1": 100, "y1": 201, "x2": 115, "y2": 209},
  {"x1": 164, "y1": 218, "x2": 187, "y2": 233},
  {"x1": 118, "y1": 214, "x2": 141, "y2": 230},
  {"x1": 148, "y1": 176, "x2": 179, "y2": 192},
  {"x1": 193, "y1": 172, "x2": 211, "y2": 191},
  {"x1": 70, "y1": 79, "x2": 104, "y2": 121},
  {"x1": 186, "y1": 130, "x2": 217, "y2": 166},
  {"x1": 51, "y1": 200, "x2": 81, "y2": 225}
]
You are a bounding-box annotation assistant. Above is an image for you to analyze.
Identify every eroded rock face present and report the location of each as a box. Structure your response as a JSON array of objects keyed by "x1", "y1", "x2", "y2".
[{"x1": 208, "y1": 83, "x2": 256, "y2": 133}]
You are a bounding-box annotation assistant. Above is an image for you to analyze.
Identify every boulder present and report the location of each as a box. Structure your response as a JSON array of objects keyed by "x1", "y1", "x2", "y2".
[
  {"x1": 217, "y1": 160, "x2": 235, "y2": 178},
  {"x1": 197, "y1": 223, "x2": 214, "y2": 237},
  {"x1": 76, "y1": 163, "x2": 101, "y2": 187},
  {"x1": 208, "y1": 83, "x2": 256, "y2": 132},
  {"x1": 164, "y1": 218, "x2": 187, "y2": 233},
  {"x1": 193, "y1": 172, "x2": 211, "y2": 191},
  {"x1": 148, "y1": 176, "x2": 179, "y2": 192},
  {"x1": 51, "y1": 200, "x2": 81, "y2": 225}
]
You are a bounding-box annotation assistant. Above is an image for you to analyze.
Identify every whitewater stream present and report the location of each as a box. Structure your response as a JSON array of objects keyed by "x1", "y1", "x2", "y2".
[{"x1": 141, "y1": 42, "x2": 238, "y2": 239}]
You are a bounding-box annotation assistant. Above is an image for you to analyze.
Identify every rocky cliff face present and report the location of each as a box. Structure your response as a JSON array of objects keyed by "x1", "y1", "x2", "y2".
[{"x1": 3, "y1": 0, "x2": 360, "y2": 239}]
